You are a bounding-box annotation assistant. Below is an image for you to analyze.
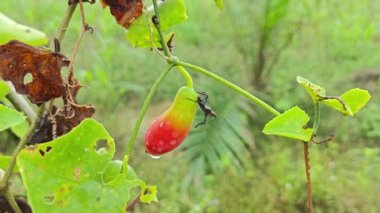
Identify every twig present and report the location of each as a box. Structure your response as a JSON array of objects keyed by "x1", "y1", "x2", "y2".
[
  {"x1": 5, "y1": 82, "x2": 36, "y2": 123},
  {"x1": 126, "y1": 192, "x2": 142, "y2": 212},
  {"x1": 57, "y1": 4, "x2": 78, "y2": 43},
  {"x1": 67, "y1": 0, "x2": 91, "y2": 79},
  {"x1": 3, "y1": 186, "x2": 21, "y2": 213},
  {"x1": 303, "y1": 142, "x2": 313, "y2": 213}
]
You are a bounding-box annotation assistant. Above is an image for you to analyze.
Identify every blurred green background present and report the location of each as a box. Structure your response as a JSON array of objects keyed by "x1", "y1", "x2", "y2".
[{"x1": 1, "y1": 0, "x2": 380, "y2": 212}]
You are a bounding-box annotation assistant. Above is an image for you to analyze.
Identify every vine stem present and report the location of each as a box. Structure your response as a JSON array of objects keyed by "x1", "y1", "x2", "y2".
[
  {"x1": 67, "y1": 0, "x2": 88, "y2": 79},
  {"x1": 303, "y1": 102, "x2": 320, "y2": 213},
  {"x1": 126, "y1": 65, "x2": 174, "y2": 156},
  {"x1": 175, "y1": 60, "x2": 280, "y2": 116},
  {"x1": 303, "y1": 142, "x2": 313, "y2": 213},
  {"x1": 57, "y1": 4, "x2": 78, "y2": 42},
  {"x1": 151, "y1": 0, "x2": 193, "y2": 88},
  {"x1": 5, "y1": 82, "x2": 36, "y2": 123}
]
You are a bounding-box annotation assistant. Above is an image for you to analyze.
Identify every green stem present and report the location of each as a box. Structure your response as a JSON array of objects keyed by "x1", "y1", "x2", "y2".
[
  {"x1": 56, "y1": 4, "x2": 78, "y2": 42},
  {"x1": 312, "y1": 102, "x2": 320, "y2": 134},
  {"x1": 151, "y1": 0, "x2": 194, "y2": 88},
  {"x1": 152, "y1": 0, "x2": 172, "y2": 58},
  {"x1": 175, "y1": 60, "x2": 280, "y2": 116},
  {"x1": 3, "y1": 188, "x2": 21, "y2": 213},
  {"x1": 176, "y1": 66, "x2": 193, "y2": 87},
  {"x1": 126, "y1": 66, "x2": 174, "y2": 155}
]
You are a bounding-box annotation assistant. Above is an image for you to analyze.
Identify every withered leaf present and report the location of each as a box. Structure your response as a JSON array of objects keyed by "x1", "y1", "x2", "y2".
[
  {"x1": 101, "y1": 0, "x2": 144, "y2": 28},
  {"x1": 0, "y1": 40, "x2": 69, "y2": 105},
  {"x1": 29, "y1": 104, "x2": 96, "y2": 145}
]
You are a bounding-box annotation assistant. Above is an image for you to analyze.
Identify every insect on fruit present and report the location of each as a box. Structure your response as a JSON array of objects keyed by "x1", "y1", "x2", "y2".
[{"x1": 188, "y1": 91, "x2": 217, "y2": 128}]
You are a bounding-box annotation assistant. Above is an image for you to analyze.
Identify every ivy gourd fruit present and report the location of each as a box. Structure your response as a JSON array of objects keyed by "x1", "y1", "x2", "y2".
[{"x1": 145, "y1": 86, "x2": 198, "y2": 156}]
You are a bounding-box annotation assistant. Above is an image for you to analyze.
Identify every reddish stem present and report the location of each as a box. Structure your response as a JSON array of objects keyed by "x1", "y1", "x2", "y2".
[{"x1": 303, "y1": 142, "x2": 313, "y2": 213}]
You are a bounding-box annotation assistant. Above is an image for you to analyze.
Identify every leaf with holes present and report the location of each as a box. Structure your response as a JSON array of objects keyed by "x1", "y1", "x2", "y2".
[
  {"x1": 17, "y1": 119, "x2": 154, "y2": 212},
  {"x1": 263, "y1": 106, "x2": 313, "y2": 141},
  {"x1": 321, "y1": 88, "x2": 371, "y2": 116},
  {"x1": 0, "y1": 40, "x2": 69, "y2": 105},
  {"x1": 126, "y1": 0, "x2": 187, "y2": 48},
  {"x1": 0, "y1": 81, "x2": 9, "y2": 100},
  {"x1": 0, "y1": 12, "x2": 48, "y2": 46},
  {"x1": 0, "y1": 105, "x2": 26, "y2": 131},
  {"x1": 297, "y1": 76, "x2": 326, "y2": 103}
]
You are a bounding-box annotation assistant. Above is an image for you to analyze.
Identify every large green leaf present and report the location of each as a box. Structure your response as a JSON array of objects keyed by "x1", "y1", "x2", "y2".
[
  {"x1": 0, "y1": 105, "x2": 26, "y2": 131},
  {"x1": 17, "y1": 119, "x2": 155, "y2": 212},
  {"x1": 0, "y1": 81, "x2": 10, "y2": 100},
  {"x1": 321, "y1": 88, "x2": 371, "y2": 116},
  {"x1": 126, "y1": 0, "x2": 187, "y2": 48},
  {"x1": 0, "y1": 12, "x2": 48, "y2": 46},
  {"x1": 263, "y1": 106, "x2": 313, "y2": 141},
  {"x1": 297, "y1": 76, "x2": 326, "y2": 103}
]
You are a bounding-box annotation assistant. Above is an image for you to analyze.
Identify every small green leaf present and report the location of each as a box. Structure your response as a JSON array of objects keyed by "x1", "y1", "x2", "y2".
[
  {"x1": 0, "y1": 81, "x2": 10, "y2": 100},
  {"x1": 0, "y1": 155, "x2": 19, "y2": 172},
  {"x1": 0, "y1": 12, "x2": 48, "y2": 46},
  {"x1": 0, "y1": 105, "x2": 26, "y2": 131},
  {"x1": 321, "y1": 88, "x2": 371, "y2": 116},
  {"x1": 297, "y1": 76, "x2": 326, "y2": 103},
  {"x1": 215, "y1": 0, "x2": 224, "y2": 9},
  {"x1": 17, "y1": 119, "x2": 152, "y2": 212},
  {"x1": 140, "y1": 185, "x2": 158, "y2": 204},
  {"x1": 126, "y1": 0, "x2": 187, "y2": 48},
  {"x1": 263, "y1": 106, "x2": 313, "y2": 141}
]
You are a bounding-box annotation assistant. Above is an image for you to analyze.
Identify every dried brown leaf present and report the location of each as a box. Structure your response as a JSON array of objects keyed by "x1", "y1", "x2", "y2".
[
  {"x1": 0, "y1": 40, "x2": 69, "y2": 105},
  {"x1": 101, "y1": 0, "x2": 144, "y2": 28}
]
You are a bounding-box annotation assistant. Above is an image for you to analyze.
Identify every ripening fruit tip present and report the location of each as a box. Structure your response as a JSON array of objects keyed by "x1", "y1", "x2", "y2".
[{"x1": 145, "y1": 86, "x2": 198, "y2": 156}]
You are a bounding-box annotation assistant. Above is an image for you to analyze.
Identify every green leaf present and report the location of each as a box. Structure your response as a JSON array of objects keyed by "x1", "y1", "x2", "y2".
[
  {"x1": 126, "y1": 0, "x2": 187, "y2": 48},
  {"x1": 0, "y1": 105, "x2": 26, "y2": 131},
  {"x1": 0, "y1": 12, "x2": 48, "y2": 46},
  {"x1": 263, "y1": 106, "x2": 313, "y2": 141},
  {"x1": 297, "y1": 76, "x2": 326, "y2": 103},
  {"x1": 17, "y1": 119, "x2": 151, "y2": 212},
  {"x1": 215, "y1": 0, "x2": 224, "y2": 9},
  {"x1": 321, "y1": 88, "x2": 371, "y2": 116},
  {"x1": 0, "y1": 81, "x2": 10, "y2": 100},
  {"x1": 140, "y1": 185, "x2": 158, "y2": 204},
  {"x1": 11, "y1": 120, "x2": 29, "y2": 138},
  {"x1": 0, "y1": 155, "x2": 19, "y2": 172}
]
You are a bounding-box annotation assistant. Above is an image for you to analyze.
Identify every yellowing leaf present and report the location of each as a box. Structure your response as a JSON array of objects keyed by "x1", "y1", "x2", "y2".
[{"x1": 297, "y1": 76, "x2": 326, "y2": 103}]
